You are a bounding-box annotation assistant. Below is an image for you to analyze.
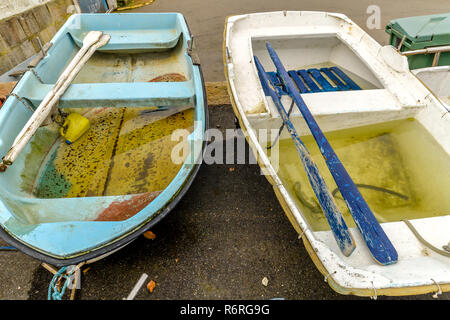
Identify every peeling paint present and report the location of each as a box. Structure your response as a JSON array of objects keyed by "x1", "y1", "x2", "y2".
[{"x1": 95, "y1": 191, "x2": 162, "y2": 221}]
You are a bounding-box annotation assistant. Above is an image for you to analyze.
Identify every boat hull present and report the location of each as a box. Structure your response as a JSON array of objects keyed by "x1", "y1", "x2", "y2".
[{"x1": 0, "y1": 13, "x2": 208, "y2": 266}]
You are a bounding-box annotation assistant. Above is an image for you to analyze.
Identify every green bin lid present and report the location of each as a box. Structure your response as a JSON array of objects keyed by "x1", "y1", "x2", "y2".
[{"x1": 386, "y1": 13, "x2": 450, "y2": 44}]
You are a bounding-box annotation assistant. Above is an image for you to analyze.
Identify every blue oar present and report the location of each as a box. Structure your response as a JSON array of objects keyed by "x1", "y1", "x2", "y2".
[
  {"x1": 254, "y1": 56, "x2": 355, "y2": 257},
  {"x1": 265, "y1": 42, "x2": 398, "y2": 265}
]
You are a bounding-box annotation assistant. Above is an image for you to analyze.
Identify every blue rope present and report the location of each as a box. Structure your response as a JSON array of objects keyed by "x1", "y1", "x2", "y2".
[
  {"x1": 48, "y1": 266, "x2": 72, "y2": 300},
  {"x1": 0, "y1": 246, "x2": 17, "y2": 251}
]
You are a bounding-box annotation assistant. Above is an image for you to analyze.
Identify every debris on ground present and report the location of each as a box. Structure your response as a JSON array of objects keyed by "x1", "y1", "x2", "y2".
[
  {"x1": 0, "y1": 246, "x2": 17, "y2": 251},
  {"x1": 143, "y1": 231, "x2": 156, "y2": 240},
  {"x1": 262, "y1": 277, "x2": 269, "y2": 287},
  {"x1": 147, "y1": 280, "x2": 156, "y2": 293},
  {"x1": 116, "y1": 0, "x2": 155, "y2": 11},
  {"x1": 125, "y1": 273, "x2": 148, "y2": 300}
]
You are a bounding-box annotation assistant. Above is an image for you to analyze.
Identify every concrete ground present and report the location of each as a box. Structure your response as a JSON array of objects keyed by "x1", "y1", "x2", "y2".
[
  {"x1": 1, "y1": 0, "x2": 450, "y2": 300},
  {"x1": 130, "y1": 0, "x2": 450, "y2": 82}
]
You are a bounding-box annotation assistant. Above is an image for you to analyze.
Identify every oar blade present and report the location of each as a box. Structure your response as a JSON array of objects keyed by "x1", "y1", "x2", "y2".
[
  {"x1": 254, "y1": 56, "x2": 355, "y2": 257},
  {"x1": 264, "y1": 42, "x2": 398, "y2": 265}
]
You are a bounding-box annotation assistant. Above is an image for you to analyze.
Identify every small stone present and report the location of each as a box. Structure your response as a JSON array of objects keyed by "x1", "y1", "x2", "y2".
[
  {"x1": 143, "y1": 231, "x2": 156, "y2": 240},
  {"x1": 262, "y1": 277, "x2": 269, "y2": 287}
]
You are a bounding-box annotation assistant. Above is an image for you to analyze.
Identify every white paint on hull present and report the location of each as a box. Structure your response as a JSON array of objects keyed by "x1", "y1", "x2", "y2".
[
  {"x1": 225, "y1": 11, "x2": 450, "y2": 294},
  {"x1": 413, "y1": 66, "x2": 450, "y2": 110}
]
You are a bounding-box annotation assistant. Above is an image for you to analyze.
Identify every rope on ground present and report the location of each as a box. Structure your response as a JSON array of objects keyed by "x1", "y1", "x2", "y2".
[
  {"x1": 403, "y1": 219, "x2": 450, "y2": 258},
  {"x1": 46, "y1": 262, "x2": 85, "y2": 300},
  {"x1": 48, "y1": 266, "x2": 71, "y2": 300}
]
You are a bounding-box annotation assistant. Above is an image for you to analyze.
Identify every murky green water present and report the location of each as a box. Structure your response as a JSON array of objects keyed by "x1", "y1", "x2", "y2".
[
  {"x1": 276, "y1": 119, "x2": 450, "y2": 231},
  {"x1": 21, "y1": 106, "x2": 194, "y2": 199}
]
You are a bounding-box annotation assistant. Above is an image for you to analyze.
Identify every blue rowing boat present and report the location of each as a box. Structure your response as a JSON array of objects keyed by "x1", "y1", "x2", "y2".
[{"x1": 0, "y1": 13, "x2": 207, "y2": 266}]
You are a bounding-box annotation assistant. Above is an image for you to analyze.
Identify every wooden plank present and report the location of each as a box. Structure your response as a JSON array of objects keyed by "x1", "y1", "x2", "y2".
[
  {"x1": 329, "y1": 67, "x2": 362, "y2": 91},
  {"x1": 297, "y1": 70, "x2": 321, "y2": 93},
  {"x1": 288, "y1": 70, "x2": 310, "y2": 93},
  {"x1": 308, "y1": 69, "x2": 339, "y2": 92},
  {"x1": 319, "y1": 68, "x2": 349, "y2": 91}
]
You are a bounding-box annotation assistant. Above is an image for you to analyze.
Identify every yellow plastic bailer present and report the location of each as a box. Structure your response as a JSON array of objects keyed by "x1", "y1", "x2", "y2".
[{"x1": 60, "y1": 113, "x2": 91, "y2": 144}]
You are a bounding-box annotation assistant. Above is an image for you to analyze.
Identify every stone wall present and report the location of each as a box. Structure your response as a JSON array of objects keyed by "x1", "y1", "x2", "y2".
[
  {"x1": 0, "y1": 0, "x2": 74, "y2": 75},
  {"x1": 0, "y1": 1, "x2": 51, "y2": 21}
]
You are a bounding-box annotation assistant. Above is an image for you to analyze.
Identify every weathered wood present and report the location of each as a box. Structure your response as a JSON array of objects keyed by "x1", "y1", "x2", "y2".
[
  {"x1": 266, "y1": 42, "x2": 398, "y2": 265},
  {"x1": 255, "y1": 55, "x2": 356, "y2": 257}
]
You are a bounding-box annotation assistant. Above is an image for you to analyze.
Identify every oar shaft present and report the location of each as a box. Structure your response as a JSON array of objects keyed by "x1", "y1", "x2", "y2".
[
  {"x1": 265, "y1": 42, "x2": 397, "y2": 265},
  {"x1": 254, "y1": 56, "x2": 355, "y2": 256}
]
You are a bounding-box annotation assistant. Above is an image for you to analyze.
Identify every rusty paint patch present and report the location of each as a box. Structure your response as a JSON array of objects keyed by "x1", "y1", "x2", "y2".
[
  {"x1": 95, "y1": 191, "x2": 162, "y2": 221},
  {"x1": 149, "y1": 73, "x2": 187, "y2": 82}
]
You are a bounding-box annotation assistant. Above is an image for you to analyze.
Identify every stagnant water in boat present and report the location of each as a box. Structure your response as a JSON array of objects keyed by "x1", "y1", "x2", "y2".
[
  {"x1": 20, "y1": 106, "x2": 194, "y2": 198},
  {"x1": 275, "y1": 119, "x2": 450, "y2": 231}
]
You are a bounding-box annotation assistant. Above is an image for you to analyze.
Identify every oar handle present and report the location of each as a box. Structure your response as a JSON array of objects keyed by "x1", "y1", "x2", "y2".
[
  {"x1": 255, "y1": 56, "x2": 355, "y2": 257},
  {"x1": 265, "y1": 42, "x2": 398, "y2": 265}
]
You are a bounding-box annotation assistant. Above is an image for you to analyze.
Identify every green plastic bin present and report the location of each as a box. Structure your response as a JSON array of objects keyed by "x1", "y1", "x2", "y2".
[{"x1": 386, "y1": 13, "x2": 450, "y2": 69}]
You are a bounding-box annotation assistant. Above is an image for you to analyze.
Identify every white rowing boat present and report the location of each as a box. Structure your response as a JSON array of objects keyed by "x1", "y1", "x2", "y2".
[{"x1": 224, "y1": 11, "x2": 450, "y2": 297}]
